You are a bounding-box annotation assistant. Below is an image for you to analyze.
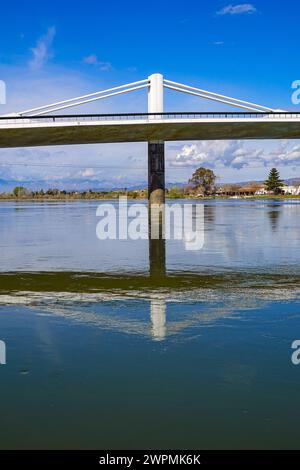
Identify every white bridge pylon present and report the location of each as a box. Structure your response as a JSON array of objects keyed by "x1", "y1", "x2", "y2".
[{"x1": 13, "y1": 73, "x2": 278, "y2": 117}]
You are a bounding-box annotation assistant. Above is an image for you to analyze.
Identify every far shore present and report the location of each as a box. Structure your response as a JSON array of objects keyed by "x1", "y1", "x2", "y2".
[{"x1": 1, "y1": 194, "x2": 300, "y2": 202}]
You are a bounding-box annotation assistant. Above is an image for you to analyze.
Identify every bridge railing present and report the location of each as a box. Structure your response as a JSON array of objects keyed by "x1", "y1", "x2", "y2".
[{"x1": 1, "y1": 111, "x2": 300, "y2": 125}]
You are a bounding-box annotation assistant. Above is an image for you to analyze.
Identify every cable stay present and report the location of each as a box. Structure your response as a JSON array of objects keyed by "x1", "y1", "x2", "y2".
[
  {"x1": 15, "y1": 79, "x2": 149, "y2": 117},
  {"x1": 9, "y1": 73, "x2": 280, "y2": 117},
  {"x1": 163, "y1": 79, "x2": 276, "y2": 112}
]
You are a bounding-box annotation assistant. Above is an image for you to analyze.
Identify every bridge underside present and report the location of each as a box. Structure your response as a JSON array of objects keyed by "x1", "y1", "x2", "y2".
[{"x1": 0, "y1": 119, "x2": 300, "y2": 148}]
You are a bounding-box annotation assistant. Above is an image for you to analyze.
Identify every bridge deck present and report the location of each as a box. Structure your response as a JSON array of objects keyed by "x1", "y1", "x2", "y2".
[{"x1": 0, "y1": 112, "x2": 300, "y2": 148}]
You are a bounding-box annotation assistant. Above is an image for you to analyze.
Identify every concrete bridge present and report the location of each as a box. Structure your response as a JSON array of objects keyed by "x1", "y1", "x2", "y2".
[
  {"x1": 1, "y1": 111, "x2": 300, "y2": 147},
  {"x1": 1, "y1": 73, "x2": 300, "y2": 203}
]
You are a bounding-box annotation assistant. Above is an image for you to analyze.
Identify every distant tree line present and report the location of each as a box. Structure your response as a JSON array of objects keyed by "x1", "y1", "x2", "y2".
[
  {"x1": 0, "y1": 167, "x2": 291, "y2": 200},
  {"x1": 0, "y1": 187, "x2": 148, "y2": 200}
]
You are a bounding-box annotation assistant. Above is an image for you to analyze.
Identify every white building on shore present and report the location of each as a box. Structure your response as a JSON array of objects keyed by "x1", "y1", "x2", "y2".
[
  {"x1": 281, "y1": 185, "x2": 300, "y2": 195},
  {"x1": 255, "y1": 185, "x2": 300, "y2": 196}
]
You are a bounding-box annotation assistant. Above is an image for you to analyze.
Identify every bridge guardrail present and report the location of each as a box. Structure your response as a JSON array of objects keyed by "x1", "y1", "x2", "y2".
[{"x1": 1, "y1": 112, "x2": 300, "y2": 125}]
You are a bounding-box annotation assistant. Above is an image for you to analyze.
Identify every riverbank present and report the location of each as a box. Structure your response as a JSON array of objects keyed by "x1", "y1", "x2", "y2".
[{"x1": 1, "y1": 193, "x2": 300, "y2": 201}]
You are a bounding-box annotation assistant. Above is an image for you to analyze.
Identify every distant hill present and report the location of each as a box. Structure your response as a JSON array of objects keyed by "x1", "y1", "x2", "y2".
[
  {"x1": 0, "y1": 178, "x2": 146, "y2": 193},
  {"x1": 285, "y1": 177, "x2": 300, "y2": 185},
  {"x1": 0, "y1": 178, "x2": 188, "y2": 192},
  {"x1": 1, "y1": 176, "x2": 300, "y2": 193}
]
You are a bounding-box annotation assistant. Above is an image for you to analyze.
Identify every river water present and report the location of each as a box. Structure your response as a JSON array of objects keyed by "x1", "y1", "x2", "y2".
[{"x1": 0, "y1": 198, "x2": 300, "y2": 449}]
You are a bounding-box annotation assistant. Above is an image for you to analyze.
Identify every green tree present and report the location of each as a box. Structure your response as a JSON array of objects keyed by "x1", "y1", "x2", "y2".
[
  {"x1": 189, "y1": 167, "x2": 216, "y2": 195},
  {"x1": 13, "y1": 186, "x2": 27, "y2": 198},
  {"x1": 265, "y1": 168, "x2": 284, "y2": 194},
  {"x1": 168, "y1": 186, "x2": 183, "y2": 199}
]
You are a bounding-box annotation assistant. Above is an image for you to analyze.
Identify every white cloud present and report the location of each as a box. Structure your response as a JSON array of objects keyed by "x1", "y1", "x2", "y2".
[
  {"x1": 172, "y1": 140, "x2": 300, "y2": 170},
  {"x1": 269, "y1": 143, "x2": 300, "y2": 164},
  {"x1": 83, "y1": 54, "x2": 113, "y2": 71},
  {"x1": 80, "y1": 168, "x2": 96, "y2": 178},
  {"x1": 171, "y1": 141, "x2": 253, "y2": 169},
  {"x1": 217, "y1": 4, "x2": 257, "y2": 15},
  {"x1": 29, "y1": 26, "x2": 56, "y2": 70}
]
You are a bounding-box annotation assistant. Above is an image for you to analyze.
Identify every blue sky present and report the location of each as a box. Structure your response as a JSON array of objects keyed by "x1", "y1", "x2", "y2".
[{"x1": 1, "y1": 0, "x2": 300, "y2": 189}]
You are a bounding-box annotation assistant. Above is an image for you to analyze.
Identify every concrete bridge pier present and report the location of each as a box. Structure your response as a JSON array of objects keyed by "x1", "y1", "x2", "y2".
[{"x1": 148, "y1": 141, "x2": 165, "y2": 205}]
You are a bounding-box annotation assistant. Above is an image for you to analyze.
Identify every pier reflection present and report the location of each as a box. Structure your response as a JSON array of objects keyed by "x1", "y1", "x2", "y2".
[
  {"x1": 150, "y1": 299, "x2": 167, "y2": 341},
  {"x1": 148, "y1": 203, "x2": 166, "y2": 278}
]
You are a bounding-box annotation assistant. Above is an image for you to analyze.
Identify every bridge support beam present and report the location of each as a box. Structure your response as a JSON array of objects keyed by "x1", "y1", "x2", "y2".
[{"x1": 148, "y1": 141, "x2": 165, "y2": 205}]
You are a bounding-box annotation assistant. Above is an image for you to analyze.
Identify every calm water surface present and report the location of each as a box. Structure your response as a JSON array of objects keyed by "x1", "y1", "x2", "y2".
[{"x1": 0, "y1": 199, "x2": 300, "y2": 449}]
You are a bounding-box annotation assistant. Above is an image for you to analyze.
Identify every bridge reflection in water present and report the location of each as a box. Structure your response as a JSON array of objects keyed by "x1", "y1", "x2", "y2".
[{"x1": 0, "y1": 269, "x2": 299, "y2": 343}]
